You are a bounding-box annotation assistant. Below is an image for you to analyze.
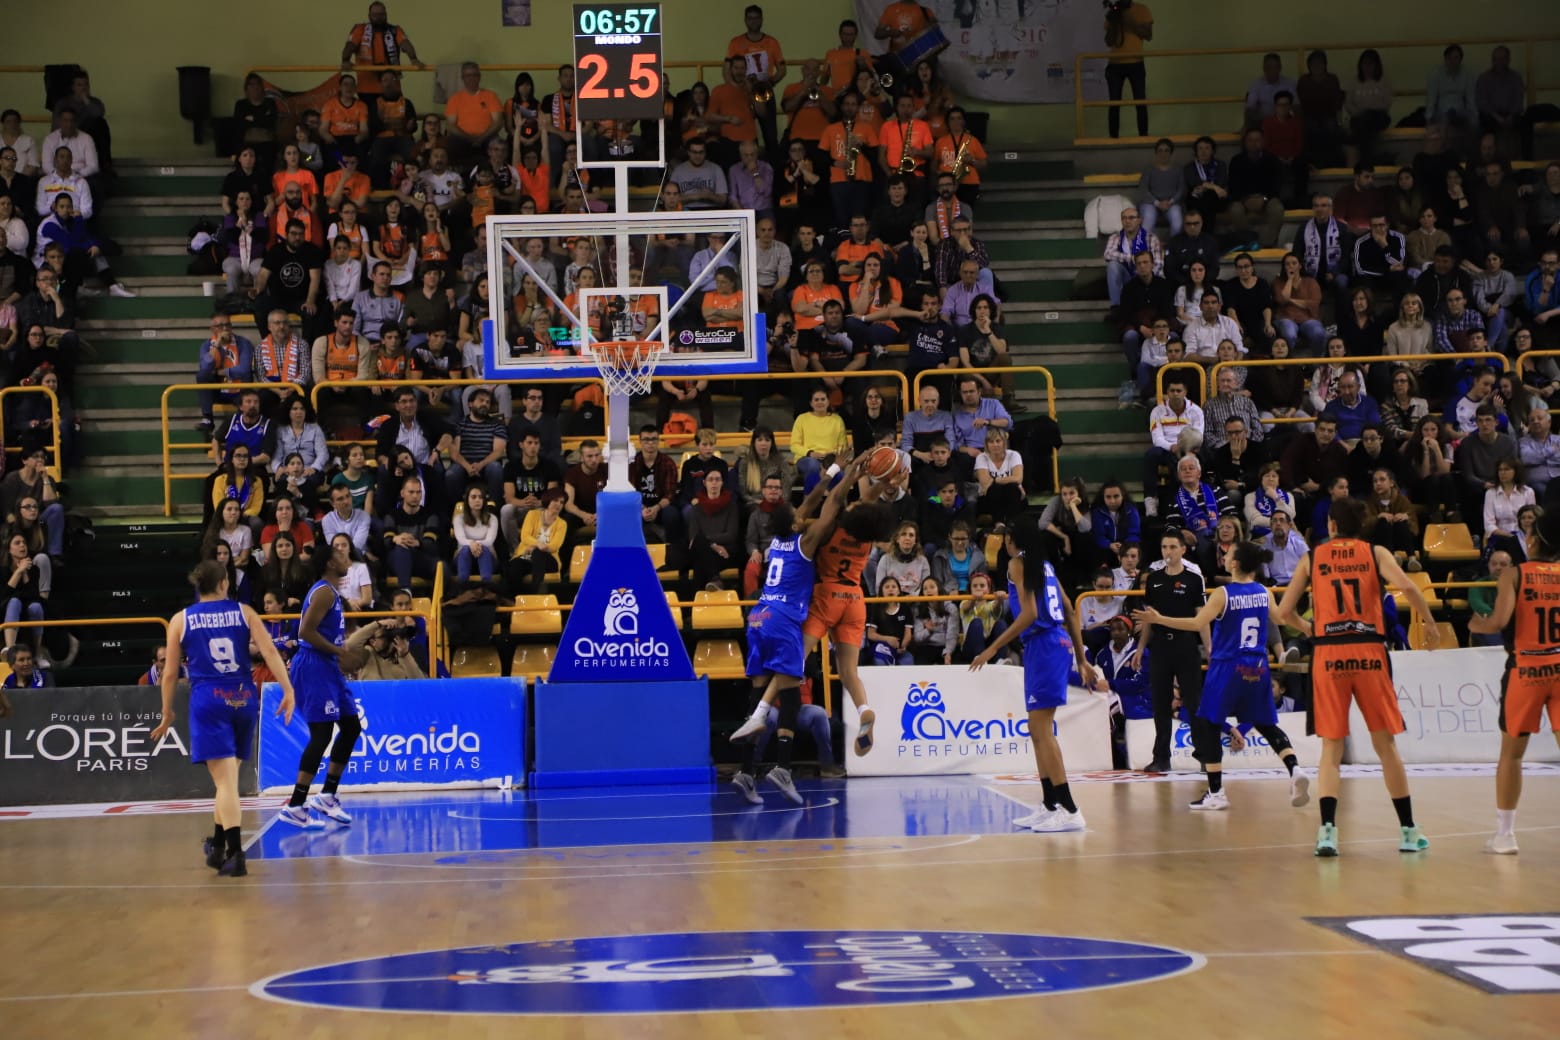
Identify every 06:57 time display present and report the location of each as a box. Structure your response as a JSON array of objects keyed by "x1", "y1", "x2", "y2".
[{"x1": 578, "y1": 7, "x2": 658, "y2": 34}]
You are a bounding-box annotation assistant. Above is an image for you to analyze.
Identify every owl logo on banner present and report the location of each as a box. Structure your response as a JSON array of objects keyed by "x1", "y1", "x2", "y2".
[
  {"x1": 604, "y1": 588, "x2": 640, "y2": 636},
  {"x1": 900, "y1": 681, "x2": 945, "y2": 740}
]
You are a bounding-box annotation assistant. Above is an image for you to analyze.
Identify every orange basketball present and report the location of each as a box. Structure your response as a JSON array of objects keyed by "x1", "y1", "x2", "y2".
[{"x1": 865, "y1": 445, "x2": 903, "y2": 482}]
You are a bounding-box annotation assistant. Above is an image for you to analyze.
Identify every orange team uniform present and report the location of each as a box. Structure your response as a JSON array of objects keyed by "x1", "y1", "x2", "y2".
[
  {"x1": 726, "y1": 33, "x2": 785, "y2": 87},
  {"x1": 790, "y1": 282, "x2": 844, "y2": 330},
  {"x1": 320, "y1": 336, "x2": 368, "y2": 382},
  {"x1": 879, "y1": 2, "x2": 931, "y2": 51},
  {"x1": 273, "y1": 201, "x2": 321, "y2": 247},
  {"x1": 824, "y1": 46, "x2": 870, "y2": 91},
  {"x1": 834, "y1": 237, "x2": 888, "y2": 286},
  {"x1": 805, "y1": 525, "x2": 874, "y2": 646},
  {"x1": 879, "y1": 118, "x2": 934, "y2": 175},
  {"x1": 418, "y1": 228, "x2": 447, "y2": 264},
  {"x1": 469, "y1": 184, "x2": 497, "y2": 226},
  {"x1": 375, "y1": 95, "x2": 415, "y2": 138},
  {"x1": 851, "y1": 277, "x2": 904, "y2": 334},
  {"x1": 445, "y1": 89, "x2": 503, "y2": 138},
  {"x1": 346, "y1": 22, "x2": 412, "y2": 67},
  {"x1": 517, "y1": 163, "x2": 550, "y2": 212},
  {"x1": 935, "y1": 131, "x2": 988, "y2": 186},
  {"x1": 377, "y1": 222, "x2": 410, "y2": 265},
  {"x1": 855, "y1": 98, "x2": 887, "y2": 136},
  {"x1": 702, "y1": 289, "x2": 745, "y2": 329},
  {"x1": 820, "y1": 120, "x2": 878, "y2": 184},
  {"x1": 782, "y1": 83, "x2": 836, "y2": 145},
  {"x1": 323, "y1": 168, "x2": 371, "y2": 210},
  {"x1": 320, "y1": 97, "x2": 368, "y2": 141},
  {"x1": 272, "y1": 168, "x2": 318, "y2": 209},
  {"x1": 375, "y1": 350, "x2": 417, "y2": 382},
  {"x1": 1501, "y1": 560, "x2": 1560, "y2": 737},
  {"x1": 708, "y1": 83, "x2": 758, "y2": 142},
  {"x1": 1308, "y1": 537, "x2": 1400, "y2": 739},
  {"x1": 332, "y1": 222, "x2": 368, "y2": 259}
]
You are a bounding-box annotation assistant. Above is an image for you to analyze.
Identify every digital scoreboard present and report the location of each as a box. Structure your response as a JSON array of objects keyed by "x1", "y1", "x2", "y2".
[{"x1": 572, "y1": 4, "x2": 665, "y2": 122}]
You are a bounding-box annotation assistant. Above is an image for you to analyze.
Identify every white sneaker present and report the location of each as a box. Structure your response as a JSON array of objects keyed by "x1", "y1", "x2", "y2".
[
  {"x1": 1190, "y1": 790, "x2": 1230, "y2": 811},
  {"x1": 108, "y1": 283, "x2": 138, "y2": 298},
  {"x1": 730, "y1": 771, "x2": 762, "y2": 805},
  {"x1": 1031, "y1": 808, "x2": 1085, "y2": 832},
  {"x1": 730, "y1": 713, "x2": 767, "y2": 742},
  {"x1": 1484, "y1": 832, "x2": 1519, "y2": 855},
  {"x1": 1012, "y1": 807, "x2": 1057, "y2": 830},
  {"x1": 1143, "y1": 496, "x2": 1159, "y2": 518},
  {"x1": 765, "y1": 766, "x2": 805, "y2": 806},
  {"x1": 277, "y1": 805, "x2": 324, "y2": 829},
  {"x1": 307, "y1": 793, "x2": 352, "y2": 824},
  {"x1": 1289, "y1": 773, "x2": 1311, "y2": 807}
]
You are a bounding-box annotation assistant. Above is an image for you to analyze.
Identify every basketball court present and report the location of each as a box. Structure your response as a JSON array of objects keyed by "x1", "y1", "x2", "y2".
[{"x1": 2, "y1": 769, "x2": 1558, "y2": 1035}]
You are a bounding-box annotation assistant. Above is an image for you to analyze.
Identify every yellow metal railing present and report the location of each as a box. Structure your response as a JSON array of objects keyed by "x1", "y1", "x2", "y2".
[
  {"x1": 911, "y1": 365, "x2": 1058, "y2": 490},
  {"x1": 161, "y1": 381, "x2": 305, "y2": 516},
  {"x1": 1154, "y1": 360, "x2": 1208, "y2": 405},
  {"x1": 1072, "y1": 35, "x2": 1560, "y2": 140},
  {"x1": 0, "y1": 385, "x2": 63, "y2": 479},
  {"x1": 1515, "y1": 350, "x2": 1560, "y2": 381},
  {"x1": 247, "y1": 59, "x2": 733, "y2": 93}
]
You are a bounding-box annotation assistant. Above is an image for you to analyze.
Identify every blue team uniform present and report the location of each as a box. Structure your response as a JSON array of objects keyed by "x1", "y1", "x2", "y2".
[
  {"x1": 181, "y1": 600, "x2": 259, "y2": 763},
  {"x1": 745, "y1": 535, "x2": 814, "y2": 680},
  {"x1": 1013, "y1": 560, "x2": 1074, "y2": 711},
  {"x1": 289, "y1": 580, "x2": 355, "y2": 724},
  {"x1": 1198, "y1": 580, "x2": 1278, "y2": 726}
]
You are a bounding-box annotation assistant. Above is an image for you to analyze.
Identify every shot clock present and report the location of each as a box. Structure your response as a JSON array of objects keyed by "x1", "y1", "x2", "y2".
[{"x1": 572, "y1": 4, "x2": 665, "y2": 122}]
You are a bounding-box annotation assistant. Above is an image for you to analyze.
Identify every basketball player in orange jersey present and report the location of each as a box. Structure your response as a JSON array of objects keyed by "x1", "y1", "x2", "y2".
[
  {"x1": 1276, "y1": 497, "x2": 1440, "y2": 857},
  {"x1": 1467, "y1": 507, "x2": 1560, "y2": 855},
  {"x1": 731, "y1": 457, "x2": 901, "y2": 752}
]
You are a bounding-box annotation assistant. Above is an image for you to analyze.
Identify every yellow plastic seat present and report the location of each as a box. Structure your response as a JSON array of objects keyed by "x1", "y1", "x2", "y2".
[
  {"x1": 666, "y1": 590, "x2": 685, "y2": 631},
  {"x1": 1422, "y1": 523, "x2": 1480, "y2": 565},
  {"x1": 510, "y1": 594, "x2": 562, "y2": 636},
  {"x1": 692, "y1": 589, "x2": 744, "y2": 631},
  {"x1": 569, "y1": 544, "x2": 593, "y2": 584},
  {"x1": 451, "y1": 646, "x2": 503, "y2": 678},
  {"x1": 511, "y1": 644, "x2": 556, "y2": 680},
  {"x1": 984, "y1": 532, "x2": 1003, "y2": 563},
  {"x1": 693, "y1": 639, "x2": 747, "y2": 680},
  {"x1": 1409, "y1": 620, "x2": 1459, "y2": 651}
]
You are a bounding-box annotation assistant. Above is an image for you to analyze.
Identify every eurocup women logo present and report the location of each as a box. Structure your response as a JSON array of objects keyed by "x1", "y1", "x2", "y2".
[{"x1": 604, "y1": 588, "x2": 639, "y2": 636}]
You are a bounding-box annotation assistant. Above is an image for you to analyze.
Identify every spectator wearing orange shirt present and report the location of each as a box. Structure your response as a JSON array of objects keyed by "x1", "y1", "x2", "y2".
[
  {"x1": 726, "y1": 5, "x2": 787, "y2": 163},
  {"x1": 825, "y1": 19, "x2": 873, "y2": 92},
  {"x1": 780, "y1": 59, "x2": 836, "y2": 163},
  {"x1": 368, "y1": 70, "x2": 418, "y2": 188},
  {"x1": 790, "y1": 261, "x2": 844, "y2": 331},
  {"x1": 320, "y1": 76, "x2": 371, "y2": 152},
  {"x1": 271, "y1": 143, "x2": 319, "y2": 213},
  {"x1": 272, "y1": 181, "x2": 322, "y2": 248},
  {"x1": 515, "y1": 149, "x2": 550, "y2": 214},
  {"x1": 323, "y1": 150, "x2": 371, "y2": 216},
  {"x1": 708, "y1": 57, "x2": 759, "y2": 169},
  {"x1": 834, "y1": 215, "x2": 887, "y2": 287},
  {"x1": 340, "y1": 3, "x2": 425, "y2": 86},
  {"x1": 444, "y1": 62, "x2": 503, "y2": 167},
  {"x1": 539, "y1": 65, "x2": 579, "y2": 181},
  {"x1": 934, "y1": 107, "x2": 987, "y2": 206},
  {"x1": 701, "y1": 267, "x2": 746, "y2": 330},
  {"x1": 878, "y1": 93, "x2": 935, "y2": 208},
  {"x1": 819, "y1": 91, "x2": 877, "y2": 228},
  {"x1": 874, "y1": 1, "x2": 933, "y2": 55}
]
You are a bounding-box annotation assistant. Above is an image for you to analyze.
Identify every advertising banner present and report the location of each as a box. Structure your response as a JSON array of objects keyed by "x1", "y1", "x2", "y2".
[
  {"x1": 1125, "y1": 712, "x2": 1323, "y2": 772},
  {"x1": 854, "y1": 0, "x2": 1107, "y2": 105},
  {"x1": 1347, "y1": 649, "x2": 1560, "y2": 764},
  {"x1": 0, "y1": 685, "x2": 258, "y2": 805},
  {"x1": 847, "y1": 665, "x2": 1112, "y2": 776},
  {"x1": 258, "y1": 678, "x2": 526, "y2": 792}
]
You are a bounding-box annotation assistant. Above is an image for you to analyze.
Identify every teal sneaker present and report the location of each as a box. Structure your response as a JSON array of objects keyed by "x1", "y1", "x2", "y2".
[
  {"x1": 1314, "y1": 823, "x2": 1339, "y2": 857},
  {"x1": 1399, "y1": 825, "x2": 1430, "y2": 853}
]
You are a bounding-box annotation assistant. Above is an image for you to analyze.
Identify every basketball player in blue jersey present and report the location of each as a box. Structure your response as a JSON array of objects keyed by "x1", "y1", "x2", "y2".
[
  {"x1": 150, "y1": 561, "x2": 296, "y2": 877},
  {"x1": 731, "y1": 453, "x2": 872, "y2": 806},
  {"x1": 1135, "y1": 541, "x2": 1309, "y2": 811},
  {"x1": 970, "y1": 525, "x2": 1099, "y2": 833},
  {"x1": 279, "y1": 544, "x2": 369, "y2": 828}
]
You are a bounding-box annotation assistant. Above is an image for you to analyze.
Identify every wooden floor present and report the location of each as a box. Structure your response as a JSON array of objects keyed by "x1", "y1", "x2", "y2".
[{"x1": 2, "y1": 771, "x2": 1557, "y2": 1038}]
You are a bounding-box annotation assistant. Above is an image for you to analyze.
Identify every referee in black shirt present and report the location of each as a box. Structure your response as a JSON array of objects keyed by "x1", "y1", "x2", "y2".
[{"x1": 1132, "y1": 530, "x2": 1209, "y2": 772}]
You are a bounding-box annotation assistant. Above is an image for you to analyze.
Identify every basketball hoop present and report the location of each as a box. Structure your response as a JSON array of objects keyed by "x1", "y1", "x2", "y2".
[{"x1": 589, "y1": 340, "x2": 666, "y2": 397}]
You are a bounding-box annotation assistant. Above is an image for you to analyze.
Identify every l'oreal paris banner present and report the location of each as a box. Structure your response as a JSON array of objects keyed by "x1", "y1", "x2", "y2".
[{"x1": 847, "y1": 665, "x2": 1113, "y2": 776}]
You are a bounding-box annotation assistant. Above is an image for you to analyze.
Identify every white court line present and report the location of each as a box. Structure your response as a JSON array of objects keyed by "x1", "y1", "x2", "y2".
[
  {"x1": 0, "y1": 948, "x2": 1384, "y2": 1007},
  {"x1": 242, "y1": 809, "x2": 285, "y2": 853},
  {"x1": 4, "y1": 825, "x2": 1557, "y2": 891},
  {"x1": 443, "y1": 797, "x2": 842, "y2": 823}
]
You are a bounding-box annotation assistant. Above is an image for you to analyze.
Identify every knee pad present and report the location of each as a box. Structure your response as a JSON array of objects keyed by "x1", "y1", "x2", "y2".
[
  {"x1": 330, "y1": 715, "x2": 364, "y2": 764},
  {"x1": 776, "y1": 684, "x2": 802, "y2": 732},
  {"x1": 1255, "y1": 724, "x2": 1292, "y2": 756},
  {"x1": 300, "y1": 721, "x2": 335, "y2": 772}
]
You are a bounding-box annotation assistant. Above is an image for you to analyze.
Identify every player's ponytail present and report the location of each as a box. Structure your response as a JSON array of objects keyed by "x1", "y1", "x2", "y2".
[
  {"x1": 189, "y1": 559, "x2": 228, "y2": 596},
  {"x1": 1230, "y1": 541, "x2": 1273, "y2": 578},
  {"x1": 1007, "y1": 523, "x2": 1048, "y2": 592}
]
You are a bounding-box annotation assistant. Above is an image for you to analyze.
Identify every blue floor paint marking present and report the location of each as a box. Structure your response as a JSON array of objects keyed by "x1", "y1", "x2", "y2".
[
  {"x1": 251, "y1": 776, "x2": 1032, "y2": 861},
  {"x1": 251, "y1": 930, "x2": 1204, "y2": 1014}
]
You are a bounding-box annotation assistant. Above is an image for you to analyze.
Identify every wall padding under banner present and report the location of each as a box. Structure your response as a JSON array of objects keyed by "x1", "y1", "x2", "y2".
[
  {"x1": 847, "y1": 665, "x2": 1113, "y2": 776},
  {"x1": 258, "y1": 678, "x2": 526, "y2": 792},
  {"x1": 0, "y1": 685, "x2": 258, "y2": 805},
  {"x1": 1125, "y1": 712, "x2": 1323, "y2": 772},
  {"x1": 1347, "y1": 648, "x2": 1560, "y2": 764}
]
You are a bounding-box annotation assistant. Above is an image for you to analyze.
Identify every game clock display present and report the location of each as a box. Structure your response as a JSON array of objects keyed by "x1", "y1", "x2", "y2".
[{"x1": 573, "y1": 4, "x2": 664, "y2": 122}]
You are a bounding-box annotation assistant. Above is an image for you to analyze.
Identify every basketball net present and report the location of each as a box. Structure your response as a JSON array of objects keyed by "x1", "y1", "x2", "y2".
[{"x1": 588, "y1": 339, "x2": 665, "y2": 398}]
